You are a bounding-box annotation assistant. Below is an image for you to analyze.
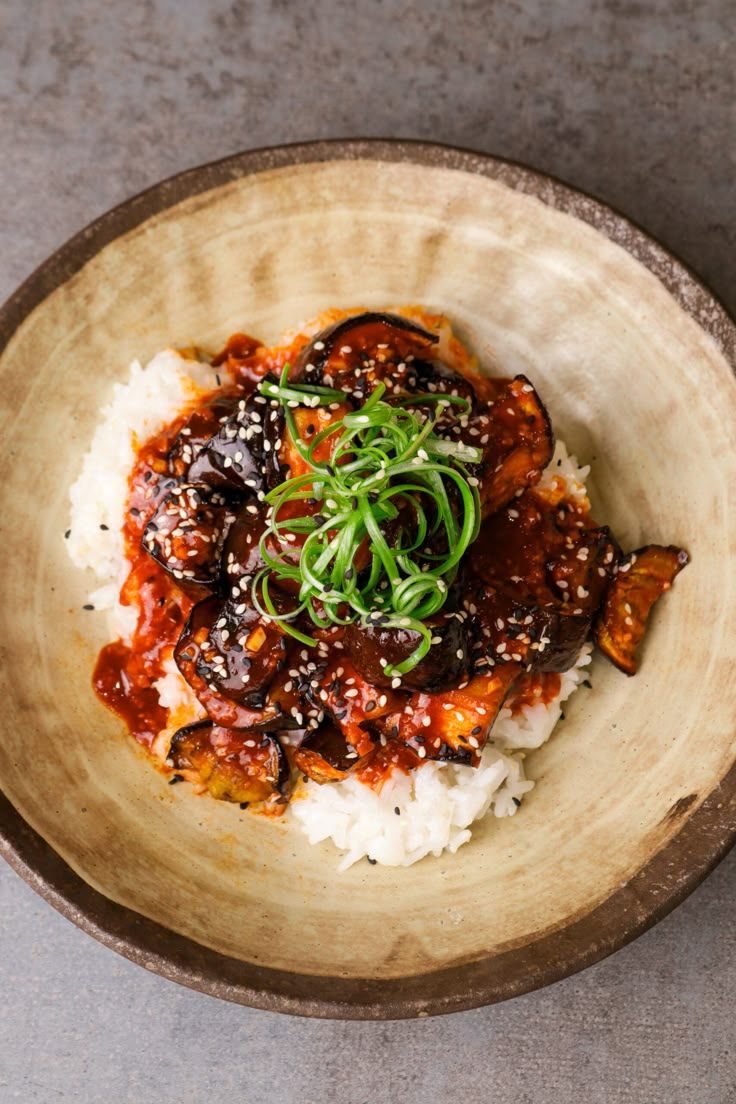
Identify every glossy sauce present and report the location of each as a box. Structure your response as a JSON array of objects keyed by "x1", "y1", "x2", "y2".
[{"x1": 91, "y1": 323, "x2": 597, "y2": 794}]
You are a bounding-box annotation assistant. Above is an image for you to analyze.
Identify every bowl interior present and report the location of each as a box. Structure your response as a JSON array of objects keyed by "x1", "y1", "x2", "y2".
[{"x1": 1, "y1": 153, "x2": 736, "y2": 1008}]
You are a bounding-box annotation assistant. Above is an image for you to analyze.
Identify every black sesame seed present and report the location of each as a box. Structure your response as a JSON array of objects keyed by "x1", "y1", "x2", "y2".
[
  {"x1": 64, "y1": 529, "x2": 71, "y2": 539},
  {"x1": 239, "y1": 801, "x2": 249, "y2": 810},
  {"x1": 512, "y1": 797, "x2": 522, "y2": 807},
  {"x1": 394, "y1": 806, "x2": 401, "y2": 816},
  {"x1": 367, "y1": 857, "x2": 377, "y2": 865},
  {"x1": 82, "y1": 604, "x2": 95, "y2": 611},
  {"x1": 168, "y1": 773, "x2": 184, "y2": 785},
  {"x1": 471, "y1": 725, "x2": 482, "y2": 735}
]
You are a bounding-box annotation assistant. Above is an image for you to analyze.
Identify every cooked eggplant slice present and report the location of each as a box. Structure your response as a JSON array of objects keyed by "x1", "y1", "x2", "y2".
[
  {"x1": 221, "y1": 504, "x2": 269, "y2": 589},
  {"x1": 167, "y1": 393, "x2": 239, "y2": 480},
  {"x1": 169, "y1": 720, "x2": 288, "y2": 803},
  {"x1": 305, "y1": 656, "x2": 406, "y2": 755},
  {"x1": 277, "y1": 401, "x2": 351, "y2": 481},
  {"x1": 187, "y1": 384, "x2": 284, "y2": 492},
  {"x1": 545, "y1": 524, "x2": 620, "y2": 613},
  {"x1": 470, "y1": 581, "x2": 591, "y2": 674},
  {"x1": 292, "y1": 312, "x2": 439, "y2": 397},
  {"x1": 465, "y1": 375, "x2": 554, "y2": 517},
  {"x1": 594, "y1": 544, "x2": 689, "y2": 675},
  {"x1": 141, "y1": 483, "x2": 238, "y2": 587},
  {"x1": 343, "y1": 608, "x2": 470, "y2": 692},
  {"x1": 293, "y1": 722, "x2": 377, "y2": 784},
  {"x1": 175, "y1": 594, "x2": 291, "y2": 715},
  {"x1": 396, "y1": 663, "x2": 522, "y2": 762}
]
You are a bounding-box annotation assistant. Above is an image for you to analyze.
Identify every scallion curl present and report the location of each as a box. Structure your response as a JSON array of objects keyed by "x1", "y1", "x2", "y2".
[{"x1": 251, "y1": 364, "x2": 483, "y2": 675}]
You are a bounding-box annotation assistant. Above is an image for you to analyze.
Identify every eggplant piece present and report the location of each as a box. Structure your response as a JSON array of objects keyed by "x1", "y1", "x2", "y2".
[
  {"x1": 277, "y1": 401, "x2": 351, "y2": 481},
  {"x1": 293, "y1": 722, "x2": 376, "y2": 784},
  {"x1": 465, "y1": 375, "x2": 554, "y2": 517},
  {"x1": 343, "y1": 609, "x2": 470, "y2": 692},
  {"x1": 221, "y1": 497, "x2": 324, "y2": 598},
  {"x1": 594, "y1": 544, "x2": 689, "y2": 675},
  {"x1": 545, "y1": 524, "x2": 621, "y2": 614},
  {"x1": 175, "y1": 593, "x2": 291, "y2": 714},
  {"x1": 169, "y1": 720, "x2": 288, "y2": 803},
  {"x1": 167, "y1": 392, "x2": 239, "y2": 480},
  {"x1": 411, "y1": 359, "x2": 478, "y2": 407},
  {"x1": 221, "y1": 504, "x2": 269, "y2": 589},
  {"x1": 291, "y1": 312, "x2": 439, "y2": 397},
  {"x1": 305, "y1": 656, "x2": 406, "y2": 756},
  {"x1": 141, "y1": 483, "x2": 238, "y2": 587},
  {"x1": 187, "y1": 383, "x2": 284, "y2": 492},
  {"x1": 396, "y1": 663, "x2": 522, "y2": 762},
  {"x1": 470, "y1": 580, "x2": 591, "y2": 674}
]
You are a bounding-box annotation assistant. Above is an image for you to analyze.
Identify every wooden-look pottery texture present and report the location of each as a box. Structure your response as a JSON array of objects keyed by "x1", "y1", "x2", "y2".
[{"x1": 1, "y1": 141, "x2": 735, "y2": 1018}]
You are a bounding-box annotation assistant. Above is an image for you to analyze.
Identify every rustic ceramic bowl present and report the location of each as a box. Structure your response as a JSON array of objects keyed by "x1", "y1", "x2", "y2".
[{"x1": 1, "y1": 141, "x2": 735, "y2": 1019}]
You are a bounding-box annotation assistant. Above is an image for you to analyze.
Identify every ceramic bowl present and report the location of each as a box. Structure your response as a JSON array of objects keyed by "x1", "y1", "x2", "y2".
[{"x1": 1, "y1": 140, "x2": 735, "y2": 1019}]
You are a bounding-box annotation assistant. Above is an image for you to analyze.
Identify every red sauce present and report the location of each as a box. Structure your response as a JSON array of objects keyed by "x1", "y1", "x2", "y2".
[
  {"x1": 90, "y1": 315, "x2": 604, "y2": 803},
  {"x1": 93, "y1": 417, "x2": 195, "y2": 748}
]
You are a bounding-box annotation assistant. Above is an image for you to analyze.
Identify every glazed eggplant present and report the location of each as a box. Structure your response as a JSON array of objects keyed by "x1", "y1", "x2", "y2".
[
  {"x1": 293, "y1": 722, "x2": 377, "y2": 784},
  {"x1": 175, "y1": 594, "x2": 291, "y2": 718},
  {"x1": 292, "y1": 312, "x2": 439, "y2": 396},
  {"x1": 395, "y1": 664, "x2": 522, "y2": 762},
  {"x1": 187, "y1": 384, "x2": 284, "y2": 492},
  {"x1": 141, "y1": 483, "x2": 238, "y2": 587},
  {"x1": 545, "y1": 524, "x2": 621, "y2": 613},
  {"x1": 169, "y1": 719, "x2": 289, "y2": 804},
  {"x1": 469, "y1": 582, "x2": 589, "y2": 674},
  {"x1": 465, "y1": 375, "x2": 554, "y2": 517},
  {"x1": 344, "y1": 608, "x2": 470, "y2": 692},
  {"x1": 220, "y1": 504, "x2": 269, "y2": 589},
  {"x1": 594, "y1": 544, "x2": 689, "y2": 675},
  {"x1": 305, "y1": 655, "x2": 405, "y2": 755},
  {"x1": 167, "y1": 392, "x2": 240, "y2": 480}
]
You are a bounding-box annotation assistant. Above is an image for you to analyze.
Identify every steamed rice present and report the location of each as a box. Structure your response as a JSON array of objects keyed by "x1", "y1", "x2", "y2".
[{"x1": 68, "y1": 345, "x2": 593, "y2": 869}]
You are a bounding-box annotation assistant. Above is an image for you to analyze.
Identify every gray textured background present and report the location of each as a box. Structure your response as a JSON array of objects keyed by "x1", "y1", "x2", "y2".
[{"x1": 1, "y1": 2, "x2": 735, "y2": 1101}]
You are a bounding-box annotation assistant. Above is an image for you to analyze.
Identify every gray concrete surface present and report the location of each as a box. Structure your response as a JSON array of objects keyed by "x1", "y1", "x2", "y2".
[{"x1": 1, "y1": 1, "x2": 734, "y2": 1101}]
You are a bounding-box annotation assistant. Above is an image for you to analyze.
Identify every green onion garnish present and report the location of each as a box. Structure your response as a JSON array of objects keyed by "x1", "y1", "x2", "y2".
[{"x1": 252, "y1": 366, "x2": 482, "y2": 676}]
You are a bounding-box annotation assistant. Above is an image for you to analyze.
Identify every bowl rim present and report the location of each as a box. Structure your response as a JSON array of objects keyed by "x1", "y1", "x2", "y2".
[{"x1": 1, "y1": 137, "x2": 735, "y2": 1020}]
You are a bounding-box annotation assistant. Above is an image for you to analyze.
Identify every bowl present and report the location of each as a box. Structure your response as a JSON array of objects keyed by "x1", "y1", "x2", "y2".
[{"x1": 1, "y1": 140, "x2": 735, "y2": 1019}]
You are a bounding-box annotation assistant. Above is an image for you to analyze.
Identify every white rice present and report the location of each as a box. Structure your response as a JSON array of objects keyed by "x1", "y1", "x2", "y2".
[{"x1": 68, "y1": 349, "x2": 593, "y2": 869}]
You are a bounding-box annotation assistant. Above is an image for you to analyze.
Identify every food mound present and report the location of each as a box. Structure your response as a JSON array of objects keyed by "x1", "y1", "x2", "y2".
[{"x1": 70, "y1": 309, "x2": 688, "y2": 867}]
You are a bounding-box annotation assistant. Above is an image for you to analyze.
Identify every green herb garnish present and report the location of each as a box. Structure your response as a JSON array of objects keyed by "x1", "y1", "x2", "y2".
[{"x1": 251, "y1": 366, "x2": 482, "y2": 676}]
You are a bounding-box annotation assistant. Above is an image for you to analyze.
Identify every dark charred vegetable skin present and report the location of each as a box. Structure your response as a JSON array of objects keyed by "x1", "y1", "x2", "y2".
[
  {"x1": 142, "y1": 483, "x2": 238, "y2": 588},
  {"x1": 470, "y1": 582, "x2": 591, "y2": 674},
  {"x1": 467, "y1": 376, "x2": 554, "y2": 517},
  {"x1": 175, "y1": 595, "x2": 292, "y2": 720},
  {"x1": 220, "y1": 505, "x2": 268, "y2": 589},
  {"x1": 293, "y1": 724, "x2": 376, "y2": 784},
  {"x1": 344, "y1": 609, "x2": 470, "y2": 692},
  {"x1": 187, "y1": 380, "x2": 285, "y2": 492},
  {"x1": 594, "y1": 544, "x2": 689, "y2": 675},
  {"x1": 292, "y1": 312, "x2": 439, "y2": 395},
  {"x1": 167, "y1": 393, "x2": 239, "y2": 479},
  {"x1": 169, "y1": 720, "x2": 289, "y2": 803},
  {"x1": 396, "y1": 664, "x2": 522, "y2": 762}
]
